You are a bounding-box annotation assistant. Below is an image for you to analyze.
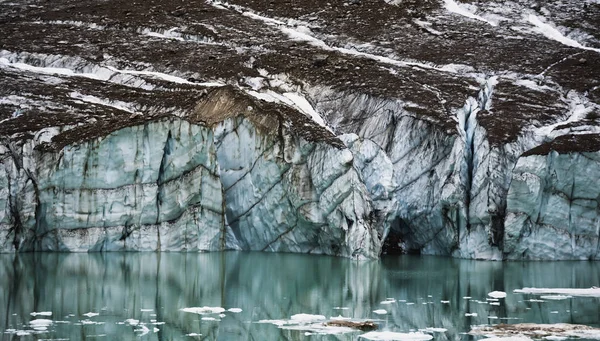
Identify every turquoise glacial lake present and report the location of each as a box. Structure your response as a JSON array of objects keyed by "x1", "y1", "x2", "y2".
[{"x1": 1, "y1": 252, "x2": 600, "y2": 340}]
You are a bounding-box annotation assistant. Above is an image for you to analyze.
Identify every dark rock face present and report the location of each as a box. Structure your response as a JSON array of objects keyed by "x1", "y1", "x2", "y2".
[{"x1": 1, "y1": 0, "x2": 599, "y2": 259}]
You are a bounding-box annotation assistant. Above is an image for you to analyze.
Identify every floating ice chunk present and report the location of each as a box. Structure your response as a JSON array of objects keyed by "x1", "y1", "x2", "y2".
[
  {"x1": 290, "y1": 314, "x2": 326, "y2": 322},
  {"x1": 140, "y1": 309, "x2": 154, "y2": 312},
  {"x1": 465, "y1": 313, "x2": 478, "y2": 317},
  {"x1": 30, "y1": 319, "x2": 53, "y2": 328},
  {"x1": 257, "y1": 319, "x2": 287, "y2": 326},
  {"x1": 330, "y1": 315, "x2": 351, "y2": 321},
  {"x1": 488, "y1": 291, "x2": 507, "y2": 299},
  {"x1": 333, "y1": 307, "x2": 350, "y2": 310},
  {"x1": 541, "y1": 295, "x2": 572, "y2": 300},
  {"x1": 186, "y1": 333, "x2": 202, "y2": 336},
  {"x1": 380, "y1": 299, "x2": 396, "y2": 305},
  {"x1": 228, "y1": 308, "x2": 242, "y2": 313},
  {"x1": 201, "y1": 317, "x2": 219, "y2": 321},
  {"x1": 281, "y1": 323, "x2": 354, "y2": 335},
  {"x1": 80, "y1": 319, "x2": 105, "y2": 325},
  {"x1": 482, "y1": 337, "x2": 533, "y2": 341},
  {"x1": 373, "y1": 309, "x2": 388, "y2": 315},
  {"x1": 30, "y1": 312, "x2": 52, "y2": 316},
  {"x1": 472, "y1": 323, "x2": 600, "y2": 340},
  {"x1": 359, "y1": 331, "x2": 434, "y2": 340},
  {"x1": 463, "y1": 296, "x2": 472, "y2": 299},
  {"x1": 135, "y1": 324, "x2": 150, "y2": 336},
  {"x1": 125, "y1": 319, "x2": 139, "y2": 326},
  {"x1": 490, "y1": 302, "x2": 500, "y2": 306},
  {"x1": 420, "y1": 328, "x2": 448, "y2": 333},
  {"x1": 441, "y1": 300, "x2": 450, "y2": 304},
  {"x1": 82, "y1": 312, "x2": 99, "y2": 318},
  {"x1": 514, "y1": 287, "x2": 600, "y2": 297},
  {"x1": 180, "y1": 307, "x2": 226, "y2": 314},
  {"x1": 545, "y1": 336, "x2": 568, "y2": 341}
]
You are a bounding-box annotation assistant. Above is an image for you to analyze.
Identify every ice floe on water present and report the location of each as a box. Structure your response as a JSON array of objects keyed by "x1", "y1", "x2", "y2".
[
  {"x1": 373, "y1": 309, "x2": 388, "y2": 315},
  {"x1": 180, "y1": 307, "x2": 226, "y2": 314},
  {"x1": 514, "y1": 287, "x2": 600, "y2": 297},
  {"x1": 359, "y1": 331, "x2": 434, "y2": 340},
  {"x1": 488, "y1": 291, "x2": 507, "y2": 299},
  {"x1": 420, "y1": 327, "x2": 448, "y2": 333},
  {"x1": 540, "y1": 295, "x2": 572, "y2": 301},
  {"x1": 30, "y1": 319, "x2": 53, "y2": 331},
  {"x1": 471, "y1": 323, "x2": 600, "y2": 340},
  {"x1": 82, "y1": 312, "x2": 99, "y2": 318},
  {"x1": 227, "y1": 308, "x2": 242, "y2": 313},
  {"x1": 380, "y1": 299, "x2": 397, "y2": 305},
  {"x1": 30, "y1": 312, "x2": 52, "y2": 316},
  {"x1": 257, "y1": 313, "x2": 363, "y2": 335}
]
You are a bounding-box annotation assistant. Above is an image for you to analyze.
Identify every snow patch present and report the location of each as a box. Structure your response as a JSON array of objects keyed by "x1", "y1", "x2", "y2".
[
  {"x1": 70, "y1": 92, "x2": 139, "y2": 114},
  {"x1": 443, "y1": 0, "x2": 498, "y2": 26}
]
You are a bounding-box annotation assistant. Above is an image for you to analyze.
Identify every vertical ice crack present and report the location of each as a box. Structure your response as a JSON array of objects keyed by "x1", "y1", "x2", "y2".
[
  {"x1": 456, "y1": 76, "x2": 498, "y2": 231},
  {"x1": 155, "y1": 130, "x2": 173, "y2": 251}
]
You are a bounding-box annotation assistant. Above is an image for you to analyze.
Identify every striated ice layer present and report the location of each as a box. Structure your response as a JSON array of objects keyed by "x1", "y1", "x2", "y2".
[
  {"x1": 215, "y1": 116, "x2": 380, "y2": 259},
  {"x1": 504, "y1": 152, "x2": 600, "y2": 260},
  {"x1": 0, "y1": 119, "x2": 228, "y2": 252}
]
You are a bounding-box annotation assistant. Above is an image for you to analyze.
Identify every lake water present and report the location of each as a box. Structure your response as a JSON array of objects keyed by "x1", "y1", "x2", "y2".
[{"x1": 1, "y1": 252, "x2": 600, "y2": 340}]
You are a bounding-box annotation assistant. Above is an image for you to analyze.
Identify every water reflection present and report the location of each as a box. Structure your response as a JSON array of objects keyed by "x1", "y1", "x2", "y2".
[{"x1": 1, "y1": 252, "x2": 599, "y2": 340}]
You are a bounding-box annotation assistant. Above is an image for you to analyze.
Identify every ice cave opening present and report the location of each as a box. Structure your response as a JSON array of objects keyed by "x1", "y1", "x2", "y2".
[{"x1": 381, "y1": 217, "x2": 418, "y2": 256}]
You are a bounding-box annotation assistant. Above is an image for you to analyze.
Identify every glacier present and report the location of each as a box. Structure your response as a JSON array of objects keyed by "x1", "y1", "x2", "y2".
[{"x1": 1, "y1": 0, "x2": 599, "y2": 260}]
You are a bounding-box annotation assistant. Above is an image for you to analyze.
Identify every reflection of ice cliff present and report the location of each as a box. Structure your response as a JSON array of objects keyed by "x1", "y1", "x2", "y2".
[{"x1": 1, "y1": 253, "x2": 600, "y2": 340}]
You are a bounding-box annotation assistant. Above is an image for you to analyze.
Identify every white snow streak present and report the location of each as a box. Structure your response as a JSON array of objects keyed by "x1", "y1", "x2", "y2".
[
  {"x1": 208, "y1": 1, "x2": 472, "y2": 74},
  {"x1": 245, "y1": 89, "x2": 333, "y2": 132},
  {"x1": 535, "y1": 92, "x2": 597, "y2": 138},
  {"x1": 443, "y1": 0, "x2": 498, "y2": 26},
  {"x1": 0, "y1": 54, "x2": 225, "y2": 88},
  {"x1": 527, "y1": 15, "x2": 600, "y2": 53},
  {"x1": 69, "y1": 92, "x2": 139, "y2": 114}
]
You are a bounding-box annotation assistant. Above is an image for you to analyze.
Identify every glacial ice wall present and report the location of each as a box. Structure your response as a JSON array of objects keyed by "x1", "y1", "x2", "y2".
[
  {"x1": 0, "y1": 106, "x2": 383, "y2": 259},
  {"x1": 504, "y1": 151, "x2": 600, "y2": 260},
  {"x1": 0, "y1": 119, "x2": 227, "y2": 253},
  {"x1": 1, "y1": 0, "x2": 600, "y2": 260}
]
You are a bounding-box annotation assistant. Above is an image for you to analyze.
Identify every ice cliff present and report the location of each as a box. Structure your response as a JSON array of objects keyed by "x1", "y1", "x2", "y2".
[{"x1": 1, "y1": 0, "x2": 599, "y2": 259}]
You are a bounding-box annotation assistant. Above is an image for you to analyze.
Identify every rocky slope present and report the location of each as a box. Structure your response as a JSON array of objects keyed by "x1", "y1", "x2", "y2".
[{"x1": 1, "y1": 0, "x2": 599, "y2": 259}]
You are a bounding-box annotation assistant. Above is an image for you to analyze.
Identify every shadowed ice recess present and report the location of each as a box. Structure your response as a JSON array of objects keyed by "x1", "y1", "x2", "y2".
[{"x1": 2, "y1": 252, "x2": 600, "y2": 340}]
